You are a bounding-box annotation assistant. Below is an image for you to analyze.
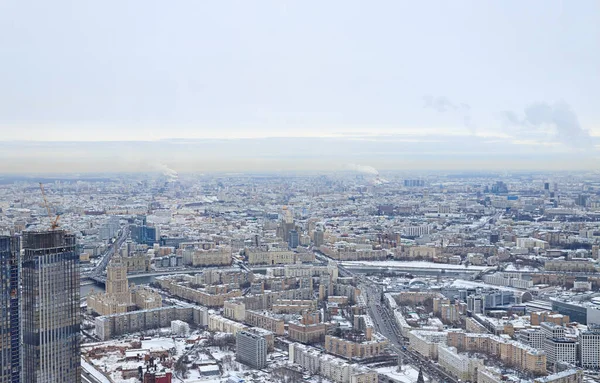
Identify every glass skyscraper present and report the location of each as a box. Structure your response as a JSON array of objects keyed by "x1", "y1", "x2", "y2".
[
  {"x1": 0, "y1": 236, "x2": 20, "y2": 383},
  {"x1": 21, "y1": 230, "x2": 81, "y2": 383}
]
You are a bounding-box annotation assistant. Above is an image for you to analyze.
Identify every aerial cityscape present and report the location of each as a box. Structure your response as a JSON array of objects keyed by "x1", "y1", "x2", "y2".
[
  {"x1": 1, "y1": 171, "x2": 600, "y2": 383},
  {"x1": 1, "y1": 1, "x2": 599, "y2": 382}
]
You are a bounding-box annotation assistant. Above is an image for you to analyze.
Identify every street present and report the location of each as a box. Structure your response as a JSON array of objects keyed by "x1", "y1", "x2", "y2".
[{"x1": 359, "y1": 278, "x2": 458, "y2": 383}]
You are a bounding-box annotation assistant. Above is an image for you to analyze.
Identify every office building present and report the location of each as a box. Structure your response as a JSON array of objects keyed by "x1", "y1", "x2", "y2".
[
  {"x1": 0, "y1": 236, "x2": 20, "y2": 383},
  {"x1": 544, "y1": 338, "x2": 578, "y2": 366},
  {"x1": 518, "y1": 328, "x2": 545, "y2": 350},
  {"x1": 579, "y1": 328, "x2": 600, "y2": 369},
  {"x1": 313, "y1": 229, "x2": 324, "y2": 247},
  {"x1": 552, "y1": 299, "x2": 600, "y2": 325},
  {"x1": 21, "y1": 231, "x2": 81, "y2": 383},
  {"x1": 278, "y1": 206, "x2": 295, "y2": 242},
  {"x1": 236, "y1": 330, "x2": 267, "y2": 369},
  {"x1": 541, "y1": 322, "x2": 565, "y2": 339},
  {"x1": 404, "y1": 179, "x2": 425, "y2": 187},
  {"x1": 288, "y1": 230, "x2": 299, "y2": 249},
  {"x1": 131, "y1": 224, "x2": 157, "y2": 246}
]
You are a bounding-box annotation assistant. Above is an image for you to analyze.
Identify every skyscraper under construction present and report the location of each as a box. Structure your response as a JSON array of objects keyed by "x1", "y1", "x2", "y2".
[
  {"x1": 21, "y1": 230, "x2": 81, "y2": 383},
  {"x1": 0, "y1": 236, "x2": 20, "y2": 383}
]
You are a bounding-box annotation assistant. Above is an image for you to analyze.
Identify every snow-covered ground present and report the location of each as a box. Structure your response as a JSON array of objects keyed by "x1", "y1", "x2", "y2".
[
  {"x1": 376, "y1": 365, "x2": 429, "y2": 383},
  {"x1": 342, "y1": 260, "x2": 492, "y2": 271},
  {"x1": 81, "y1": 357, "x2": 112, "y2": 383},
  {"x1": 450, "y1": 278, "x2": 524, "y2": 292}
]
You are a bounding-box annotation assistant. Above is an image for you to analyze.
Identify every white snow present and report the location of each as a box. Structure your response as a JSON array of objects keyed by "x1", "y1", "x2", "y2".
[
  {"x1": 342, "y1": 260, "x2": 491, "y2": 271},
  {"x1": 81, "y1": 357, "x2": 112, "y2": 383},
  {"x1": 376, "y1": 365, "x2": 429, "y2": 383}
]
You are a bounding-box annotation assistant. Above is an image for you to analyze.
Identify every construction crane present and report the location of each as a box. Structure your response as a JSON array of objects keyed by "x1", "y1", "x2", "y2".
[{"x1": 39, "y1": 182, "x2": 60, "y2": 230}]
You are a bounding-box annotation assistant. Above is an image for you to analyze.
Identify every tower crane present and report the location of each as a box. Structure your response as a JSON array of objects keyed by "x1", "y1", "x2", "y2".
[{"x1": 39, "y1": 182, "x2": 60, "y2": 230}]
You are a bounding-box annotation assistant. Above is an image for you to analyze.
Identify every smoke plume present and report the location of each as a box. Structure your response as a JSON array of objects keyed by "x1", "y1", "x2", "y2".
[
  {"x1": 347, "y1": 164, "x2": 379, "y2": 176},
  {"x1": 154, "y1": 163, "x2": 179, "y2": 181},
  {"x1": 424, "y1": 95, "x2": 476, "y2": 134},
  {"x1": 501, "y1": 101, "x2": 591, "y2": 148}
]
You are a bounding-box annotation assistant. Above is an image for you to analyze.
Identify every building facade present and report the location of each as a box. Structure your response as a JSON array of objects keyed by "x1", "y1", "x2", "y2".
[
  {"x1": 0, "y1": 236, "x2": 19, "y2": 383},
  {"x1": 437, "y1": 345, "x2": 483, "y2": 382},
  {"x1": 21, "y1": 231, "x2": 81, "y2": 383},
  {"x1": 236, "y1": 331, "x2": 267, "y2": 369},
  {"x1": 580, "y1": 328, "x2": 600, "y2": 368}
]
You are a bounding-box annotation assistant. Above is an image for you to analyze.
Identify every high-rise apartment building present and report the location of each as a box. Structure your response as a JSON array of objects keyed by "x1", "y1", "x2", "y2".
[
  {"x1": 0, "y1": 236, "x2": 20, "y2": 383},
  {"x1": 21, "y1": 231, "x2": 81, "y2": 383},
  {"x1": 236, "y1": 330, "x2": 267, "y2": 369}
]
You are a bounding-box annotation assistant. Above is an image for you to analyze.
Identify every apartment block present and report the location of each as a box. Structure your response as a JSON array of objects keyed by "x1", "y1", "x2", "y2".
[
  {"x1": 156, "y1": 277, "x2": 242, "y2": 307},
  {"x1": 245, "y1": 247, "x2": 297, "y2": 265},
  {"x1": 289, "y1": 343, "x2": 378, "y2": 383},
  {"x1": 324, "y1": 335, "x2": 388, "y2": 360},
  {"x1": 531, "y1": 311, "x2": 570, "y2": 326},
  {"x1": 437, "y1": 345, "x2": 484, "y2": 382},
  {"x1": 408, "y1": 331, "x2": 447, "y2": 359},
  {"x1": 208, "y1": 314, "x2": 248, "y2": 335},
  {"x1": 244, "y1": 310, "x2": 284, "y2": 335},
  {"x1": 236, "y1": 331, "x2": 267, "y2": 369},
  {"x1": 96, "y1": 305, "x2": 207, "y2": 340},
  {"x1": 191, "y1": 247, "x2": 232, "y2": 267},
  {"x1": 447, "y1": 331, "x2": 546, "y2": 374}
]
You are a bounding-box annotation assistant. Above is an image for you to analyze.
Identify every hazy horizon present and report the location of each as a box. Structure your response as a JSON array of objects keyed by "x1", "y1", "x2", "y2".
[{"x1": 1, "y1": 1, "x2": 598, "y2": 173}]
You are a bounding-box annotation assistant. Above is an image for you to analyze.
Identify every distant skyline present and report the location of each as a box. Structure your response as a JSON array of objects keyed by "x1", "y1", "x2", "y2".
[{"x1": 1, "y1": 1, "x2": 598, "y2": 172}]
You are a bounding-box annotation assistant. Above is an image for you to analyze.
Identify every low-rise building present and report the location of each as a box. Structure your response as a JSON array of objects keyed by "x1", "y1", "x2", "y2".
[{"x1": 533, "y1": 369, "x2": 583, "y2": 383}]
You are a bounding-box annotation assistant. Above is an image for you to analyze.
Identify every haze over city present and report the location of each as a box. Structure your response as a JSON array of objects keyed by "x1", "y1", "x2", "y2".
[
  {"x1": 1, "y1": 0, "x2": 599, "y2": 173},
  {"x1": 4, "y1": 2, "x2": 600, "y2": 383}
]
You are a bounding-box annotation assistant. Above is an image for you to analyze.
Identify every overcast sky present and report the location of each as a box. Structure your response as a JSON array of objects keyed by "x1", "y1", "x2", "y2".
[{"x1": 1, "y1": 1, "x2": 598, "y2": 173}]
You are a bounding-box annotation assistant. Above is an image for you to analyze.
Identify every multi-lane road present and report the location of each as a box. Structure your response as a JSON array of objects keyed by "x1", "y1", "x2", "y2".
[
  {"x1": 322, "y1": 251, "x2": 461, "y2": 382},
  {"x1": 359, "y1": 278, "x2": 458, "y2": 383},
  {"x1": 84, "y1": 225, "x2": 129, "y2": 279}
]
